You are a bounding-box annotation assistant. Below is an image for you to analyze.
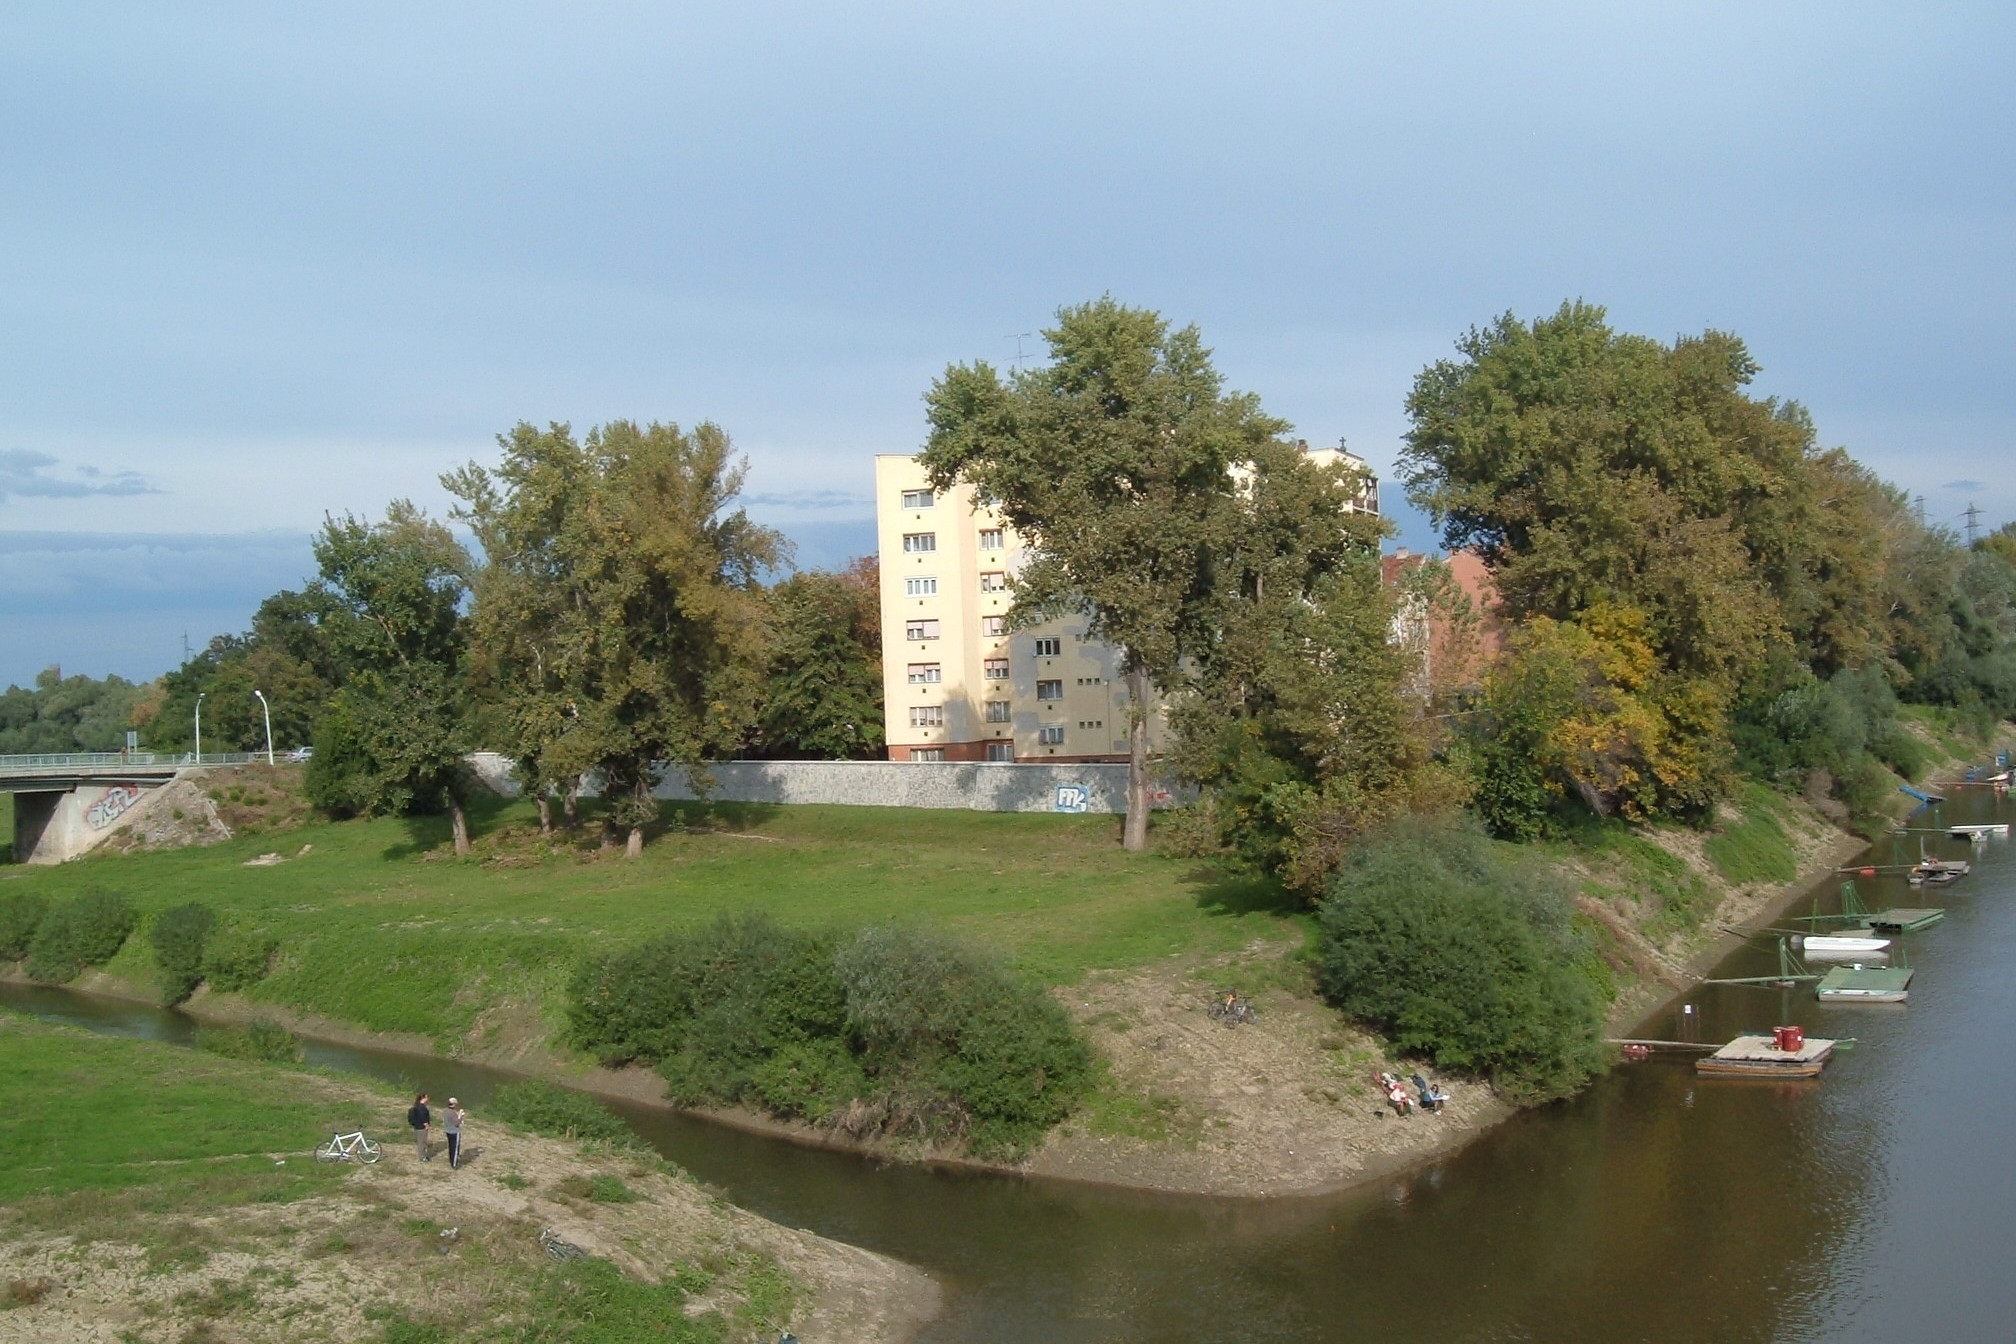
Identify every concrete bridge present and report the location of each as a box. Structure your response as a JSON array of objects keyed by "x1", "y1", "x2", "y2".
[{"x1": 1, "y1": 752, "x2": 271, "y2": 863}]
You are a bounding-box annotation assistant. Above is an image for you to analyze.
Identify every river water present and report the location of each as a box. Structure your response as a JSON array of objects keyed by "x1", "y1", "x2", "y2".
[{"x1": 6, "y1": 787, "x2": 2014, "y2": 1342}]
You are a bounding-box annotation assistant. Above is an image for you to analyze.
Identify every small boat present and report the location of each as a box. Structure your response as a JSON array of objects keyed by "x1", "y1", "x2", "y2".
[
  {"x1": 1697, "y1": 1034, "x2": 1836, "y2": 1078},
  {"x1": 1951, "y1": 823, "x2": 2009, "y2": 840},
  {"x1": 1900, "y1": 784, "x2": 1947, "y2": 805},
  {"x1": 1800, "y1": 934, "x2": 1892, "y2": 960},
  {"x1": 1816, "y1": 964, "x2": 1913, "y2": 1003},
  {"x1": 1909, "y1": 858, "x2": 1971, "y2": 886}
]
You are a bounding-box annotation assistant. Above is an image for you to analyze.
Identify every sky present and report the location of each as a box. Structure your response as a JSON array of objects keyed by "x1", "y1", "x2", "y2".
[{"x1": 2, "y1": 2, "x2": 2011, "y2": 688}]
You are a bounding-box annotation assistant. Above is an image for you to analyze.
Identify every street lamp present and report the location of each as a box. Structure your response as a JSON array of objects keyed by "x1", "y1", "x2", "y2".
[
  {"x1": 253, "y1": 690, "x2": 274, "y2": 766},
  {"x1": 194, "y1": 692, "x2": 205, "y2": 764}
]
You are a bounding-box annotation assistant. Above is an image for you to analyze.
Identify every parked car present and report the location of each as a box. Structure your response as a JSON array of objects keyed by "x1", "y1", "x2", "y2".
[{"x1": 286, "y1": 746, "x2": 314, "y2": 763}]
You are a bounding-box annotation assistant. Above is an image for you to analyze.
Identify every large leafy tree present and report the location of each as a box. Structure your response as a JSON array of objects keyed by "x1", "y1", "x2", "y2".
[
  {"x1": 144, "y1": 589, "x2": 347, "y2": 753},
  {"x1": 305, "y1": 502, "x2": 477, "y2": 853},
  {"x1": 1168, "y1": 439, "x2": 1427, "y2": 891},
  {"x1": 748, "y1": 558, "x2": 885, "y2": 760},
  {"x1": 920, "y1": 298, "x2": 1287, "y2": 850},
  {"x1": 448, "y1": 420, "x2": 783, "y2": 856}
]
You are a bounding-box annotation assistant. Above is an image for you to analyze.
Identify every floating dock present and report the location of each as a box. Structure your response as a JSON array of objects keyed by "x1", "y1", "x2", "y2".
[
  {"x1": 1816, "y1": 964, "x2": 1913, "y2": 1003},
  {"x1": 1951, "y1": 823, "x2": 2009, "y2": 840},
  {"x1": 1697, "y1": 1035, "x2": 1837, "y2": 1078},
  {"x1": 1861, "y1": 907, "x2": 1944, "y2": 932}
]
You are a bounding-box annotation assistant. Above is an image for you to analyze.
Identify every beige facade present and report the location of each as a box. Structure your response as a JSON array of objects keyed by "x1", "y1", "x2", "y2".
[{"x1": 874, "y1": 443, "x2": 1377, "y2": 762}]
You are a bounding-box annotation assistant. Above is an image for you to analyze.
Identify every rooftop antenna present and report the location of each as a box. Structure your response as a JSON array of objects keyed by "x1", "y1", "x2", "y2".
[
  {"x1": 1964, "y1": 501, "x2": 1982, "y2": 545},
  {"x1": 1007, "y1": 333, "x2": 1034, "y2": 373}
]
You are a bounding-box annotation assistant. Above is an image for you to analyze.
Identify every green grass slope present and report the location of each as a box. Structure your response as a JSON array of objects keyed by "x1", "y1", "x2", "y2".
[{"x1": 1, "y1": 797, "x2": 1299, "y2": 1051}]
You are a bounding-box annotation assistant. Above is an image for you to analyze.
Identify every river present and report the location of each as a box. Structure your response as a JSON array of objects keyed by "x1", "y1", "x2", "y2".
[{"x1": 6, "y1": 787, "x2": 2014, "y2": 1342}]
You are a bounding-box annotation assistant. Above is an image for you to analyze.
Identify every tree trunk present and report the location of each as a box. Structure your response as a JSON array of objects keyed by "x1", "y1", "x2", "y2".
[
  {"x1": 626, "y1": 826, "x2": 644, "y2": 858},
  {"x1": 563, "y1": 778, "x2": 580, "y2": 830},
  {"x1": 536, "y1": 794, "x2": 552, "y2": 836},
  {"x1": 450, "y1": 796, "x2": 471, "y2": 856},
  {"x1": 1123, "y1": 659, "x2": 1151, "y2": 852}
]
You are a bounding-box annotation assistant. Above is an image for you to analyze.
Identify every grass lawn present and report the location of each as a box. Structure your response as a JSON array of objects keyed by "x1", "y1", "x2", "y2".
[
  {"x1": 0, "y1": 1011, "x2": 368, "y2": 1208},
  {"x1": 0, "y1": 792, "x2": 1305, "y2": 1048}
]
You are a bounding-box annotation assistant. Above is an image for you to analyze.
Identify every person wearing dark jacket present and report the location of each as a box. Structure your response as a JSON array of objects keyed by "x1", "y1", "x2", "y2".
[{"x1": 408, "y1": 1093, "x2": 432, "y2": 1161}]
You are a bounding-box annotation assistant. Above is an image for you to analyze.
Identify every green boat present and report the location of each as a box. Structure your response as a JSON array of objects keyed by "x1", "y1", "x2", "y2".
[{"x1": 1816, "y1": 964, "x2": 1913, "y2": 1003}]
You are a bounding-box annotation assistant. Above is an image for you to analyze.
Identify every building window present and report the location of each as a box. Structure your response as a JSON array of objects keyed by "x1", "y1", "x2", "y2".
[
  {"x1": 1077, "y1": 720, "x2": 1104, "y2": 729},
  {"x1": 905, "y1": 576, "x2": 937, "y2": 597},
  {"x1": 1038, "y1": 725, "x2": 1065, "y2": 745},
  {"x1": 909, "y1": 705, "x2": 944, "y2": 728},
  {"x1": 912, "y1": 747, "x2": 945, "y2": 762},
  {"x1": 906, "y1": 620, "x2": 941, "y2": 641},
  {"x1": 985, "y1": 700, "x2": 1011, "y2": 723},
  {"x1": 901, "y1": 489, "x2": 935, "y2": 509},
  {"x1": 1033, "y1": 637, "x2": 1061, "y2": 657},
  {"x1": 982, "y1": 615, "x2": 1008, "y2": 637},
  {"x1": 979, "y1": 528, "x2": 1004, "y2": 550},
  {"x1": 1036, "y1": 679, "x2": 1064, "y2": 701},
  {"x1": 907, "y1": 663, "x2": 942, "y2": 684},
  {"x1": 983, "y1": 657, "x2": 1009, "y2": 680},
  {"x1": 985, "y1": 742, "x2": 1015, "y2": 761},
  {"x1": 902, "y1": 532, "x2": 937, "y2": 553},
  {"x1": 980, "y1": 571, "x2": 1007, "y2": 593}
]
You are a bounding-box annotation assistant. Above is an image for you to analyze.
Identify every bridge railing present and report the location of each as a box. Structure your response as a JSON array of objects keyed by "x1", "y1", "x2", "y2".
[{"x1": 0, "y1": 751, "x2": 292, "y2": 773}]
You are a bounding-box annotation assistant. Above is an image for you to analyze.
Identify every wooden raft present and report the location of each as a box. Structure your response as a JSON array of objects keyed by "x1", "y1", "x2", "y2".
[{"x1": 1696, "y1": 1034, "x2": 1836, "y2": 1079}]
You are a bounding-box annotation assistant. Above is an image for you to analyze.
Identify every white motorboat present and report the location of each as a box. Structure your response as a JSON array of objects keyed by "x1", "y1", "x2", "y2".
[{"x1": 1800, "y1": 934, "x2": 1892, "y2": 960}]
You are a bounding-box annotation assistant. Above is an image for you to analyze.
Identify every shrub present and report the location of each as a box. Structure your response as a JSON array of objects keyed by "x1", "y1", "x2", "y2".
[
  {"x1": 24, "y1": 890, "x2": 137, "y2": 983},
  {"x1": 1317, "y1": 813, "x2": 1606, "y2": 1102},
  {"x1": 195, "y1": 1018, "x2": 303, "y2": 1063},
  {"x1": 567, "y1": 912, "x2": 1092, "y2": 1157},
  {"x1": 149, "y1": 902, "x2": 217, "y2": 1005},
  {"x1": 203, "y1": 928, "x2": 279, "y2": 992},
  {"x1": 491, "y1": 1080, "x2": 629, "y2": 1143},
  {"x1": 0, "y1": 893, "x2": 49, "y2": 963}
]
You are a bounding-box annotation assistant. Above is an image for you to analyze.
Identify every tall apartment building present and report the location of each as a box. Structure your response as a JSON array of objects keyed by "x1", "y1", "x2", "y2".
[{"x1": 874, "y1": 442, "x2": 1376, "y2": 763}]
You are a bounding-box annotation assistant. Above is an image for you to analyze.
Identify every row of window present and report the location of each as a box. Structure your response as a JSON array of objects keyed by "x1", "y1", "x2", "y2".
[
  {"x1": 907, "y1": 714, "x2": 1069, "y2": 744},
  {"x1": 903, "y1": 624, "x2": 1064, "y2": 659},
  {"x1": 901, "y1": 530, "x2": 1006, "y2": 553},
  {"x1": 909, "y1": 739, "x2": 1050, "y2": 762},
  {"x1": 903, "y1": 573, "x2": 1009, "y2": 597},
  {"x1": 906, "y1": 678, "x2": 1068, "y2": 702}
]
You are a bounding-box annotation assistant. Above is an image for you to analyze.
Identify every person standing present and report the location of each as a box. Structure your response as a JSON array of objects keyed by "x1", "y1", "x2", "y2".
[
  {"x1": 443, "y1": 1097, "x2": 466, "y2": 1170},
  {"x1": 407, "y1": 1092, "x2": 432, "y2": 1161}
]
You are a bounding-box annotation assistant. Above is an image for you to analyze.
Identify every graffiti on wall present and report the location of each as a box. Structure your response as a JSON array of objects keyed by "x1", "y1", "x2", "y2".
[
  {"x1": 85, "y1": 785, "x2": 143, "y2": 831},
  {"x1": 1053, "y1": 785, "x2": 1089, "y2": 813}
]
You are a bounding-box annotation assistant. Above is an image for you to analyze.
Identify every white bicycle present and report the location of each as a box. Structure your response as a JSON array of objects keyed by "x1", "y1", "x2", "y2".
[{"x1": 315, "y1": 1130, "x2": 382, "y2": 1164}]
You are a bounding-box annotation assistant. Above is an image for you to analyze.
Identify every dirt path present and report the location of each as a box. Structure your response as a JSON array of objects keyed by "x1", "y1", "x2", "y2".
[
  {"x1": 1025, "y1": 941, "x2": 1510, "y2": 1197},
  {"x1": 0, "y1": 1087, "x2": 938, "y2": 1344}
]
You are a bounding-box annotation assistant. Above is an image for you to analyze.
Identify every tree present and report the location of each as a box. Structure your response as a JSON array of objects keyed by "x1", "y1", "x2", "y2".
[
  {"x1": 920, "y1": 298, "x2": 1288, "y2": 850},
  {"x1": 1168, "y1": 439, "x2": 1430, "y2": 891},
  {"x1": 448, "y1": 420, "x2": 783, "y2": 856},
  {"x1": 748, "y1": 558, "x2": 885, "y2": 759},
  {"x1": 144, "y1": 589, "x2": 347, "y2": 754},
  {"x1": 305, "y1": 502, "x2": 477, "y2": 853}
]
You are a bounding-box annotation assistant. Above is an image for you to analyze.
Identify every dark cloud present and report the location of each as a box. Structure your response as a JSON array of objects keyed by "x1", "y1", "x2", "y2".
[
  {"x1": 0, "y1": 450, "x2": 159, "y2": 502},
  {"x1": 743, "y1": 489, "x2": 875, "y2": 511},
  {"x1": 1942, "y1": 479, "x2": 1988, "y2": 491}
]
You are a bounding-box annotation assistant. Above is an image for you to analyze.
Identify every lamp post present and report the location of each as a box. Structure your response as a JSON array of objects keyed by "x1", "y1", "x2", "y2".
[
  {"x1": 194, "y1": 692, "x2": 205, "y2": 765},
  {"x1": 253, "y1": 690, "x2": 274, "y2": 766}
]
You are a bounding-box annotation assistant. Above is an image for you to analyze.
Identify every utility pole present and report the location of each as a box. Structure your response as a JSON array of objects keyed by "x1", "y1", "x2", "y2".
[
  {"x1": 1007, "y1": 333, "x2": 1033, "y2": 372},
  {"x1": 1964, "y1": 501, "x2": 1982, "y2": 545},
  {"x1": 194, "y1": 692, "x2": 205, "y2": 765}
]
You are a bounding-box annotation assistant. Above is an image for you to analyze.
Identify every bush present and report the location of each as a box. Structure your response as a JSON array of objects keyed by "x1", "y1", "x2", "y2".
[
  {"x1": 491, "y1": 1079, "x2": 629, "y2": 1143},
  {"x1": 195, "y1": 1018, "x2": 303, "y2": 1062},
  {"x1": 203, "y1": 928, "x2": 279, "y2": 992},
  {"x1": 24, "y1": 890, "x2": 137, "y2": 983},
  {"x1": 149, "y1": 902, "x2": 217, "y2": 1005},
  {"x1": 1317, "y1": 814, "x2": 1606, "y2": 1102},
  {"x1": 567, "y1": 913, "x2": 1091, "y2": 1157},
  {"x1": 0, "y1": 893, "x2": 49, "y2": 963}
]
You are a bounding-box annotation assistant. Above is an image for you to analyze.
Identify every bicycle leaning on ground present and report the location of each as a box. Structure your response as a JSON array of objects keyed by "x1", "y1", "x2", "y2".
[
  {"x1": 315, "y1": 1130, "x2": 382, "y2": 1164},
  {"x1": 1207, "y1": 990, "x2": 1257, "y2": 1027}
]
